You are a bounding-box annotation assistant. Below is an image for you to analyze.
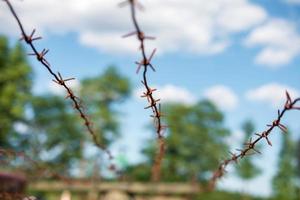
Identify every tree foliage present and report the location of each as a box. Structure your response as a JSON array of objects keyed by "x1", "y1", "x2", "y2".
[
  {"x1": 27, "y1": 66, "x2": 131, "y2": 174},
  {"x1": 80, "y1": 66, "x2": 131, "y2": 145},
  {"x1": 236, "y1": 120, "x2": 261, "y2": 180},
  {"x1": 272, "y1": 132, "x2": 297, "y2": 200},
  {"x1": 296, "y1": 138, "x2": 300, "y2": 178},
  {"x1": 28, "y1": 95, "x2": 84, "y2": 174},
  {"x1": 0, "y1": 36, "x2": 32, "y2": 148},
  {"x1": 130, "y1": 101, "x2": 231, "y2": 183}
]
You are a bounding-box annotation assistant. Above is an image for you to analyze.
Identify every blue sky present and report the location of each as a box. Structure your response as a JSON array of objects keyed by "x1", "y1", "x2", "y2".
[{"x1": 1, "y1": 0, "x2": 300, "y2": 197}]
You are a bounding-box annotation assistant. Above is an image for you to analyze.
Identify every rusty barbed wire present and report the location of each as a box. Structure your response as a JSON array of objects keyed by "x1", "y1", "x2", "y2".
[
  {"x1": 2, "y1": 0, "x2": 115, "y2": 166},
  {"x1": 120, "y1": 0, "x2": 168, "y2": 181},
  {"x1": 208, "y1": 91, "x2": 300, "y2": 190},
  {"x1": 151, "y1": 137, "x2": 166, "y2": 181}
]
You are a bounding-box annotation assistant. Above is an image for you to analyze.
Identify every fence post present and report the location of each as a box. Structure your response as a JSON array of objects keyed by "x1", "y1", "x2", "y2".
[
  {"x1": 60, "y1": 190, "x2": 71, "y2": 200},
  {"x1": 103, "y1": 190, "x2": 129, "y2": 200}
]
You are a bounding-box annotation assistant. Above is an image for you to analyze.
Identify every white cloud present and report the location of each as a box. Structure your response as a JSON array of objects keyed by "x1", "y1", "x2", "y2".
[
  {"x1": 49, "y1": 79, "x2": 81, "y2": 96},
  {"x1": 246, "y1": 83, "x2": 299, "y2": 107},
  {"x1": 134, "y1": 84, "x2": 196, "y2": 105},
  {"x1": 204, "y1": 85, "x2": 238, "y2": 111},
  {"x1": 79, "y1": 32, "x2": 140, "y2": 54},
  {"x1": 284, "y1": 0, "x2": 300, "y2": 4},
  {"x1": 0, "y1": 0, "x2": 266, "y2": 55},
  {"x1": 245, "y1": 19, "x2": 300, "y2": 67},
  {"x1": 216, "y1": 1, "x2": 267, "y2": 32}
]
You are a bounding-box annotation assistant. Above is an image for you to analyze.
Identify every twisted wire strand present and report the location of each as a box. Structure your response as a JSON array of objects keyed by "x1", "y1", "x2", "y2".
[
  {"x1": 121, "y1": 0, "x2": 167, "y2": 181},
  {"x1": 3, "y1": 0, "x2": 115, "y2": 168},
  {"x1": 208, "y1": 92, "x2": 300, "y2": 190}
]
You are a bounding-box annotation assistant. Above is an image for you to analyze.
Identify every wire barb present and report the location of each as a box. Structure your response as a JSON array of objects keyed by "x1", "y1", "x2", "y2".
[
  {"x1": 122, "y1": 0, "x2": 166, "y2": 181},
  {"x1": 208, "y1": 92, "x2": 300, "y2": 191},
  {"x1": 135, "y1": 48, "x2": 157, "y2": 74},
  {"x1": 20, "y1": 29, "x2": 42, "y2": 43},
  {"x1": 3, "y1": 0, "x2": 115, "y2": 170},
  {"x1": 118, "y1": 0, "x2": 144, "y2": 10}
]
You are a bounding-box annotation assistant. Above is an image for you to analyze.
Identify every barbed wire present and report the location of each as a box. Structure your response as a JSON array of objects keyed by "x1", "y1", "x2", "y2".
[
  {"x1": 4, "y1": 0, "x2": 300, "y2": 189},
  {"x1": 120, "y1": 0, "x2": 167, "y2": 181},
  {"x1": 208, "y1": 92, "x2": 300, "y2": 190},
  {"x1": 2, "y1": 0, "x2": 115, "y2": 167}
]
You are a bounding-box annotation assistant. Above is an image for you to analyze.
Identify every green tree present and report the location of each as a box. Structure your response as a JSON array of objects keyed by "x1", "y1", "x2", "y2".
[
  {"x1": 296, "y1": 138, "x2": 300, "y2": 194},
  {"x1": 131, "y1": 100, "x2": 230, "y2": 183},
  {"x1": 80, "y1": 66, "x2": 131, "y2": 145},
  {"x1": 0, "y1": 36, "x2": 32, "y2": 148},
  {"x1": 197, "y1": 190, "x2": 266, "y2": 200},
  {"x1": 28, "y1": 95, "x2": 84, "y2": 174},
  {"x1": 272, "y1": 132, "x2": 297, "y2": 200},
  {"x1": 125, "y1": 163, "x2": 151, "y2": 182},
  {"x1": 23, "y1": 66, "x2": 131, "y2": 175},
  {"x1": 236, "y1": 120, "x2": 261, "y2": 179},
  {"x1": 296, "y1": 138, "x2": 300, "y2": 177}
]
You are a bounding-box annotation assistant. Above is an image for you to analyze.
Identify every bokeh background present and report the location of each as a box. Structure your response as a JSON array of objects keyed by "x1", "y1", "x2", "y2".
[{"x1": 0, "y1": 0, "x2": 300, "y2": 199}]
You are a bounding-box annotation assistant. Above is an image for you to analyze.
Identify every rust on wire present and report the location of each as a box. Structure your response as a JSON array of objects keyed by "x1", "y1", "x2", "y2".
[
  {"x1": 151, "y1": 137, "x2": 166, "y2": 182},
  {"x1": 121, "y1": 0, "x2": 167, "y2": 181},
  {"x1": 3, "y1": 0, "x2": 114, "y2": 164},
  {"x1": 208, "y1": 92, "x2": 300, "y2": 191}
]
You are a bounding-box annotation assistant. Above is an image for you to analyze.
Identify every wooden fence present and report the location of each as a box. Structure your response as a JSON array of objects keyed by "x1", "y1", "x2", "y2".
[{"x1": 28, "y1": 181, "x2": 201, "y2": 200}]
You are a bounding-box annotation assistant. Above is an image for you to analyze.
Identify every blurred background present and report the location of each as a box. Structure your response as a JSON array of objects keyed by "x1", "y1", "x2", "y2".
[{"x1": 0, "y1": 0, "x2": 300, "y2": 199}]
